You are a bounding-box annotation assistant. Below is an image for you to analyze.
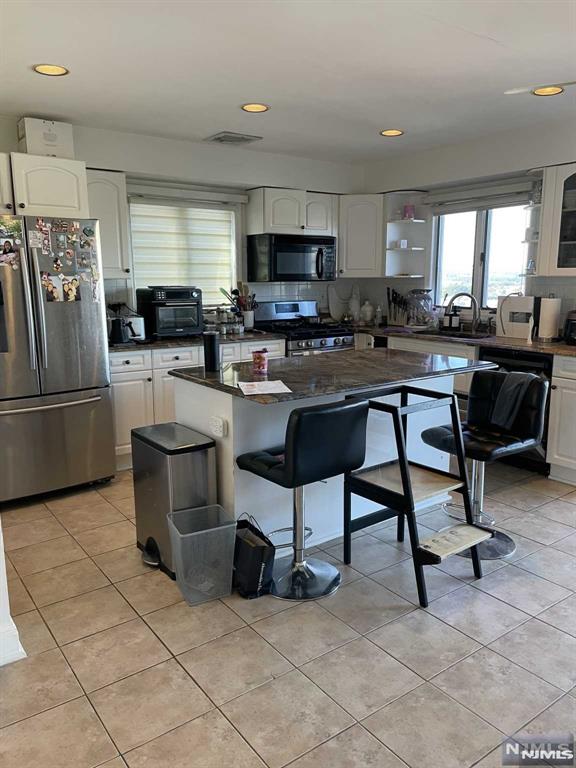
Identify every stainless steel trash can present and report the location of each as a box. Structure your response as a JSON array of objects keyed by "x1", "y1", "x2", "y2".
[{"x1": 132, "y1": 422, "x2": 217, "y2": 578}]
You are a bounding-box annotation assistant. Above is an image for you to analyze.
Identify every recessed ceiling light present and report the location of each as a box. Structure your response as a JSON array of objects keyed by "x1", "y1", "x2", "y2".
[
  {"x1": 380, "y1": 129, "x2": 404, "y2": 137},
  {"x1": 241, "y1": 103, "x2": 270, "y2": 113},
  {"x1": 531, "y1": 85, "x2": 564, "y2": 96},
  {"x1": 33, "y1": 63, "x2": 69, "y2": 77}
]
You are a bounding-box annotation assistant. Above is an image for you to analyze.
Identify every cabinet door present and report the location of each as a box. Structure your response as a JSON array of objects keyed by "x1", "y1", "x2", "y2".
[
  {"x1": 264, "y1": 188, "x2": 306, "y2": 233},
  {"x1": 110, "y1": 370, "x2": 154, "y2": 466},
  {"x1": 87, "y1": 170, "x2": 131, "y2": 278},
  {"x1": 547, "y1": 377, "x2": 576, "y2": 469},
  {"x1": 11, "y1": 153, "x2": 89, "y2": 217},
  {"x1": 220, "y1": 342, "x2": 242, "y2": 364},
  {"x1": 305, "y1": 193, "x2": 335, "y2": 235},
  {"x1": 0, "y1": 153, "x2": 14, "y2": 212},
  {"x1": 338, "y1": 195, "x2": 384, "y2": 278},
  {"x1": 543, "y1": 163, "x2": 576, "y2": 276},
  {"x1": 153, "y1": 369, "x2": 176, "y2": 424}
]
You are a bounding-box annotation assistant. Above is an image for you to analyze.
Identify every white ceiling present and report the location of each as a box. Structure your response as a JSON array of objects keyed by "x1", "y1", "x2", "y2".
[{"x1": 2, "y1": 0, "x2": 575, "y2": 163}]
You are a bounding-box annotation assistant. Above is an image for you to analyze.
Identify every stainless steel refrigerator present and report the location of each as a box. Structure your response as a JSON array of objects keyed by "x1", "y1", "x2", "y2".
[{"x1": 0, "y1": 215, "x2": 115, "y2": 503}]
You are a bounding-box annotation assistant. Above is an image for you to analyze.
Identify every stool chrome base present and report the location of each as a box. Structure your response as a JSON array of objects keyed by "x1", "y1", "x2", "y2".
[
  {"x1": 458, "y1": 531, "x2": 517, "y2": 560},
  {"x1": 271, "y1": 557, "x2": 342, "y2": 601}
]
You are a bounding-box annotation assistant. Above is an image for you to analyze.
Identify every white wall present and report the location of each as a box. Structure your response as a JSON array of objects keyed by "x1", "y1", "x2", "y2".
[
  {"x1": 364, "y1": 120, "x2": 576, "y2": 192},
  {"x1": 74, "y1": 126, "x2": 365, "y2": 193},
  {"x1": 0, "y1": 116, "x2": 364, "y2": 192}
]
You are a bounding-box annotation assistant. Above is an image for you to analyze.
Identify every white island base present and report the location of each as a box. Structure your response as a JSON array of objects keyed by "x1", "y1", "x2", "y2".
[{"x1": 174, "y1": 374, "x2": 456, "y2": 547}]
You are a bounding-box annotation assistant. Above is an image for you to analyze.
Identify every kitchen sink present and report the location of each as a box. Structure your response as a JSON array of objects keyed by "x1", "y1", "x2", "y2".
[{"x1": 414, "y1": 330, "x2": 491, "y2": 340}]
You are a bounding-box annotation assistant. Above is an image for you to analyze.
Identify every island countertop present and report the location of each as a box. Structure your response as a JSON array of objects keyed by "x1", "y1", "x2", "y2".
[{"x1": 169, "y1": 348, "x2": 495, "y2": 404}]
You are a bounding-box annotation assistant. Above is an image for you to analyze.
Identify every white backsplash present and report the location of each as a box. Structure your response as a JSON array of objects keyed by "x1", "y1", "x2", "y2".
[
  {"x1": 247, "y1": 277, "x2": 427, "y2": 319},
  {"x1": 104, "y1": 279, "x2": 133, "y2": 307},
  {"x1": 525, "y1": 275, "x2": 576, "y2": 323}
]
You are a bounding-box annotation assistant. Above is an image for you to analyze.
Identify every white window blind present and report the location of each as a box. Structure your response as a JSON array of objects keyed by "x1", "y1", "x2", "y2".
[
  {"x1": 425, "y1": 179, "x2": 535, "y2": 215},
  {"x1": 130, "y1": 202, "x2": 236, "y2": 304}
]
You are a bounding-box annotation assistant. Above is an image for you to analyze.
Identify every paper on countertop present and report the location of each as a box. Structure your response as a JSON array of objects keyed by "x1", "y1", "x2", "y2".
[{"x1": 238, "y1": 380, "x2": 292, "y2": 395}]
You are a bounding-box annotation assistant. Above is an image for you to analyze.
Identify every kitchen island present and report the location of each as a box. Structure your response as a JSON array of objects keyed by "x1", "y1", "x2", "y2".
[{"x1": 170, "y1": 349, "x2": 494, "y2": 545}]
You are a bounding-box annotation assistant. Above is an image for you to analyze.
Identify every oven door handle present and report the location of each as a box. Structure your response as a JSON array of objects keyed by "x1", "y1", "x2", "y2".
[
  {"x1": 316, "y1": 248, "x2": 324, "y2": 279},
  {"x1": 158, "y1": 302, "x2": 196, "y2": 307}
]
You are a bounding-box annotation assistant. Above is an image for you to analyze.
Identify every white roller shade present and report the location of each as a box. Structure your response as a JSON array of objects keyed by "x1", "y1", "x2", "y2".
[
  {"x1": 425, "y1": 179, "x2": 535, "y2": 215},
  {"x1": 130, "y1": 202, "x2": 236, "y2": 304}
]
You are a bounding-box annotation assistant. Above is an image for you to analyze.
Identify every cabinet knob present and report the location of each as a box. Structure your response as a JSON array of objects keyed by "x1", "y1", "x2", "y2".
[
  {"x1": 124, "y1": 268, "x2": 131, "y2": 273},
  {"x1": 5, "y1": 203, "x2": 12, "y2": 210},
  {"x1": 18, "y1": 203, "x2": 25, "y2": 209},
  {"x1": 174, "y1": 355, "x2": 180, "y2": 360},
  {"x1": 300, "y1": 225, "x2": 306, "y2": 229},
  {"x1": 551, "y1": 384, "x2": 557, "y2": 390},
  {"x1": 124, "y1": 360, "x2": 131, "y2": 365},
  {"x1": 147, "y1": 377, "x2": 152, "y2": 382},
  {"x1": 339, "y1": 269, "x2": 344, "y2": 274}
]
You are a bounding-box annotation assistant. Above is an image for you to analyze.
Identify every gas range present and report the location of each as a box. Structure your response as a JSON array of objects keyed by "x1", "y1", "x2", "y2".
[{"x1": 253, "y1": 301, "x2": 355, "y2": 355}]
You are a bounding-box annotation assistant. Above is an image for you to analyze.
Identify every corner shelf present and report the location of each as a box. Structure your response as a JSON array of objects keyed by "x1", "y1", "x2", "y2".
[
  {"x1": 388, "y1": 218, "x2": 427, "y2": 224},
  {"x1": 386, "y1": 247, "x2": 425, "y2": 252},
  {"x1": 385, "y1": 274, "x2": 425, "y2": 279}
]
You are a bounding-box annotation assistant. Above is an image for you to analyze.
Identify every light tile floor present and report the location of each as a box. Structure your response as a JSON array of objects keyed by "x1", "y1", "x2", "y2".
[{"x1": 2, "y1": 466, "x2": 576, "y2": 768}]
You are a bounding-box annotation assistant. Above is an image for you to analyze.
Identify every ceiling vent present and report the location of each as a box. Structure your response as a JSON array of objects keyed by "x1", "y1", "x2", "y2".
[{"x1": 204, "y1": 131, "x2": 263, "y2": 146}]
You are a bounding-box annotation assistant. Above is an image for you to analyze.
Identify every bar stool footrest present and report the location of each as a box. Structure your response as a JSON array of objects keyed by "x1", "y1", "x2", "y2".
[
  {"x1": 417, "y1": 524, "x2": 493, "y2": 564},
  {"x1": 268, "y1": 525, "x2": 313, "y2": 550}
]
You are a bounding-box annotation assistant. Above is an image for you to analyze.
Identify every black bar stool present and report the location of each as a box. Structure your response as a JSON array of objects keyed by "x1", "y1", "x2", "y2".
[
  {"x1": 421, "y1": 370, "x2": 549, "y2": 560},
  {"x1": 236, "y1": 399, "x2": 369, "y2": 600},
  {"x1": 343, "y1": 385, "x2": 492, "y2": 608}
]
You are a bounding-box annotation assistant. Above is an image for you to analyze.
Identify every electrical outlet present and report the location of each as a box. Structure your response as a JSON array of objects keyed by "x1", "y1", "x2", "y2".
[{"x1": 208, "y1": 416, "x2": 228, "y2": 438}]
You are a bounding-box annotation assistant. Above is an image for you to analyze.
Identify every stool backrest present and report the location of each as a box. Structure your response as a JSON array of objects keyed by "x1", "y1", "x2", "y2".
[
  {"x1": 283, "y1": 399, "x2": 369, "y2": 487},
  {"x1": 467, "y1": 370, "x2": 548, "y2": 440}
]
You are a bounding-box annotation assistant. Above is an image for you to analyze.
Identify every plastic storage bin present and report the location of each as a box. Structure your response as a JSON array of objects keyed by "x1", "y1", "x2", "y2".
[{"x1": 167, "y1": 505, "x2": 236, "y2": 605}]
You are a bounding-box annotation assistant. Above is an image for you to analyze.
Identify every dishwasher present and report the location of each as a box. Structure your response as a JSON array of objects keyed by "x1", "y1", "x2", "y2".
[{"x1": 478, "y1": 346, "x2": 553, "y2": 474}]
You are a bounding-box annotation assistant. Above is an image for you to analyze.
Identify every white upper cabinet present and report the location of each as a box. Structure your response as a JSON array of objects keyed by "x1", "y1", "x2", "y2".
[
  {"x1": 305, "y1": 192, "x2": 336, "y2": 235},
  {"x1": 338, "y1": 194, "x2": 384, "y2": 278},
  {"x1": 87, "y1": 170, "x2": 132, "y2": 278},
  {"x1": 11, "y1": 153, "x2": 89, "y2": 218},
  {"x1": 247, "y1": 188, "x2": 337, "y2": 235},
  {"x1": 538, "y1": 163, "x2": 576, "y2": 277},
  {"x1": 0, "y1": 154, "x2": 14, "y2": 212}
]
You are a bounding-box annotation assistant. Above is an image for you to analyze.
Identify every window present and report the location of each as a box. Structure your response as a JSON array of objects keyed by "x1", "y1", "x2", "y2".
[
  {"x1": 434, "y1": 204, "x2": 529, "y2": 308},
  {"x1": 130, "y1": 202, "x2": 236, "y2": 304}
]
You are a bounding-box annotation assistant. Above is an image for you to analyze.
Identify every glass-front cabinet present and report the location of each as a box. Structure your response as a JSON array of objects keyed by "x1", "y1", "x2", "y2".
[{"x1": 538, "y1": 163, "x2": 576, "y2": 276}]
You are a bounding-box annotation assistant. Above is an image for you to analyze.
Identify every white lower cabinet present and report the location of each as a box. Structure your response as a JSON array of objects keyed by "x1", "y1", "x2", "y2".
[
  {"x1": 110, "y1": 339, "x2": 285, "y2": 468},
  {"x1": 110, "y1": 369, "x2": 154, "y2": 469},
  {"x1": 547, "y1": 375, "x2": 576, "y2": 471},
  {"x1": 152, "y1": 369, "x2": 177, "y2": 424}
]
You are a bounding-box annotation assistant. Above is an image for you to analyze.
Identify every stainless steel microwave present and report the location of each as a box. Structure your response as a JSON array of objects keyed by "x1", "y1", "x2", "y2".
[
  {"x1": 247, "y1": 234, "x2": 337, "y2": 282},
  {"x1": 136, "y1": 286, "x2": 203, "y2": 338}
]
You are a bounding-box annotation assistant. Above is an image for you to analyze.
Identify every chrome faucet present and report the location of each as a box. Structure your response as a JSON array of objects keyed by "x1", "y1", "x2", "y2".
[{"x1": 446, "y1": 292, "x2": 480, "y2": 332}]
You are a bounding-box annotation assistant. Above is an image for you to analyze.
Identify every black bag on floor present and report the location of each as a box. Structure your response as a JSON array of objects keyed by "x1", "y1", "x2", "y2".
[{"x1": 234, "y1": 516, "x2": 275, "y2": 599}]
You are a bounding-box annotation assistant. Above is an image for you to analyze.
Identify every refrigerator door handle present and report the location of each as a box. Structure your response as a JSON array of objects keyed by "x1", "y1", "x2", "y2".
[
  {"x1": 30, "y1": 248, "x2": 48, "y2": 369},
  {"x1": 19, "y1": 247, "x2": 37, "y2": 371},
  {"x1": 0, "y1": 396, "x2": 102, "y2": 417}
]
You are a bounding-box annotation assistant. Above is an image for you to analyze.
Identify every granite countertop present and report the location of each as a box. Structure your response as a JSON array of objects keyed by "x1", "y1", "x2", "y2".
[
  {"x1": 169, "y1": 348, "x2": 496, "y2": 405},
  {"x1": 108, "y1": 331, "x2": 286, "y2": 353},
  {"x1": 365, "y1": 327, "x2": 576, "y2": 357}
]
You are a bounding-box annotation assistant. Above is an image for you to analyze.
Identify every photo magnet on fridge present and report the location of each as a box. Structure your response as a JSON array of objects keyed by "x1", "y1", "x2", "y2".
[
  {"x1": 62, "y1": 275, "x2": 81, "y2": 302},
  {"x1": 41, "y1": 272, "x2": 63, "y2": 302}
]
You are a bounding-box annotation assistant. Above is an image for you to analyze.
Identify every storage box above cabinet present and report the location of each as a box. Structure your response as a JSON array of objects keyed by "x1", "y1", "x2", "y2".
[
  {"x1": 247, "y1": 187, "x2": 337, "y2": 236},
  {"x1": 10, "y1": 152, "x2": 89, "y2": 217},
  {"x1": 87, "y1": 170, "x2": 132, "y2": 278}
]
